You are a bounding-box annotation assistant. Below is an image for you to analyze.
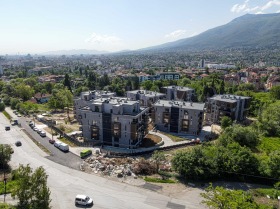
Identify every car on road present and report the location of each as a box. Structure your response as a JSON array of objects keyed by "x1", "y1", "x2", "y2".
[
  {"x1": 5, "y1": 126, "x2": 10, "y2": 131},
  {"x1": 40, "y1": 131, "x2": 46, "y2": 137},
  {"x1": 17, "y1": 114, "x2": 22, "y2": 117},
  {"x1": 15, "y1": 141, "x2": 22, "y2": 146},
  {"x1": 75, "y1": 195, "x2": 93, "y2": 206},
  {"x1": 33, "y1": 127, "x2": 39, "y2": 132},
  {"x1": 49, "y1": 139, "x2": 55, "y2": 144}
]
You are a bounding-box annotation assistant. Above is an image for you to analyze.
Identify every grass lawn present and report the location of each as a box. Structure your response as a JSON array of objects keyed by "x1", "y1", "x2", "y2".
[
  {"x1": 3, "y1": 110, "x2": 12, "y2": 120},
  {"x1": 58, "y1": 136, "x2": 77, "y2": 147},
  {"x1": 144, "y1": 177, "x2": 176, "y2": 183},
  {"x1": 258, "y1": 136, "x2": 280, "y2": 154}
]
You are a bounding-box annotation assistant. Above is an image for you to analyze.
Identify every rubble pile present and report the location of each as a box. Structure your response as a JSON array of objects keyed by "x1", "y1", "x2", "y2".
[{"x1": 82, "y1": 153, "x2": 172, "y2": 179}]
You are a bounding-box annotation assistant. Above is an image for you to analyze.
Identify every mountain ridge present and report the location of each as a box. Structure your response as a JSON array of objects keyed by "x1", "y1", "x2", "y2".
[{"x1": 141, "y1": 13, "x2": 280, "y2": 52}]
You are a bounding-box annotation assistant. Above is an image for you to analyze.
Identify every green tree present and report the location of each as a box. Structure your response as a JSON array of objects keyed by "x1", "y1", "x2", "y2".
[
  {"x1": 12, "y1": 164, "x2": 51, "y2": 209},
  {"x1": 59, "y1": 88, "x2": 73, "y2": 121},
  {"x1": 201, "y1": 184, "x2": 269, "y2": 209},
  {"x1": 141, "y1": 80, "x2": 153, "y2": 90},
  {"x1": 15, "y1": 84, "x2": 34, "y2": 101},
  {"x1": 268, "y1": 150, "x2": 280, "y2": 179},
  {"x1": 220, "y1": 116, "x2": 232, "y2": 129},
  {"x1": 259, "y1": 102, "x2": 280, "y2": 136},
  {"x1": 152, "y1": 151, "x2": 166, "y2": 173},
  {"x1": 63, "y1": 73, "x2": 72, "y2": 92},
  {"x1": 219, "y1": 80, "x2": 225, "y2": 94},
  {"x1": 238, "y1": 83, "x2": 256, "y2": 92},
  {"x1": 0, "y1": 102, "x2": 5, "y2": 112},
  {"x1": 172, "y1": 147, "x2": 218, "y2": 180},
  {"x1": 270, "y1": 86, "x2": 280, "y2": 100},
  {"x1": 219, "y1": 125, "x2": 259, "y2": 148},
  {"x1": 10, "y1": 98, "x2": 21, "y2": 110},
  {"x1": 0, "y1": 144, "x2": 12, "y2": 169}
]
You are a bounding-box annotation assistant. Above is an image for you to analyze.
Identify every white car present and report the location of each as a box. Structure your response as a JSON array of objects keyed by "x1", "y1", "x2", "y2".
[
  {"x1": 40, "y1": 131, "x2": 46, "y2": 137},
  {"x1": 33, "y1": 127, "x2": 38, "y2": 132},
  {"x1": 75, "y1": 195, "x2": 93, "y2": 206}
]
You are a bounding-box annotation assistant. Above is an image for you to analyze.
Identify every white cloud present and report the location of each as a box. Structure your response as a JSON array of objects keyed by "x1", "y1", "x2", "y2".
[
  {"x1": 277, "y1": 10, "x2": 280, "y2": 13},
  {"x1": 261, "y1": 0, "x2": 280, "y2": 11},
  {"x1": 231, "y1": 0, "x2": 250, "y2": 13},
  {"x1": 165, "y1": 30, "x2": 186, "y2": 39},
  {"x1": 85, "y1": 33, "x2": 121, "y2": 44},
  {"x1": 230, "y1": 0, "x2": 280, "y2": 14}
]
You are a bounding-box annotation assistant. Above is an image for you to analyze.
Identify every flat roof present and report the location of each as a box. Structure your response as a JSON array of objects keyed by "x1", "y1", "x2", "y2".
[
  {"x1": 210, "y1": 94, "x2": 251, "y2": 103},
  {"x1": 127, "y1": 90, "x2": 165, "y2": 97},
  {"x1": 93, "y1": 97, "x2": 139, "y2": 105},
  {"x1": 163, "y1": 86, "x2": 194, "y2": 91},
  {"x1": 154, "y1": 100, "x2": 205, "y2": 111}
]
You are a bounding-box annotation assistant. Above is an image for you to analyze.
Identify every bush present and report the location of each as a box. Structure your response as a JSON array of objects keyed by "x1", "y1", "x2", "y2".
[
  {"x1": 0, "y1": 102, "x2": 5, "y2": 111},
  {"x1": 132, "y1": 159, "x2": 156, "y2": 175}
]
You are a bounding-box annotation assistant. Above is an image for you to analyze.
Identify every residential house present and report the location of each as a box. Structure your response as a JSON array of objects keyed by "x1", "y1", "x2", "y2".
[{"x1": 34, "y1": 93, "x2": 52, "y2": 104}]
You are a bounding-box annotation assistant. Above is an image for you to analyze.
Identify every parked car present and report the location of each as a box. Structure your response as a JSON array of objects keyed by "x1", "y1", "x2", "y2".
[
  {"x1": 33, "y1": 127, "x2": 38, "y2": 132},
  {"x1": 75, "y1": 195, "x2": 93, "y2": 206},
  {"x1": 36, "y1": 129, "x2": 42, "y2": 134},
  {"x1": 49, "y1": 139, "x2": 55, "y2": 144},
  {"x1": 40, "y1": 131, "x2": 46, "y2": 137},
  {"x1": 5, "y1": 126, "x2": 10, "y2": 131},
  {"x1": 54, "y1": 141, "x2": 63, "y2": 148},
  {"x1": 15, "y1": 141, "x2": 22, "y2": 146}
]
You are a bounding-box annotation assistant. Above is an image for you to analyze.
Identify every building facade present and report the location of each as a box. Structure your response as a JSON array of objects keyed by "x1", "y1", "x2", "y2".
[
  {"x1": 205, "y1": 94, "x2": 251, "y2": 124},
  {"x1": 137, "y1": 72, "x2": 181, "y2": 82},
  {"x1": 74, "y1": 91, "x2": 115, "y2": 122},
  {"x1": 152, "y1": 100, "x2": 204, "y2": 135},
  {"x1": 126, "y1": 90, "x2": 165, "y2": 107},
  {"x1": 78, "y1": 98, "x2": 149, "y2": 148},
  {"x1": 160, "y1": 86, "x2": 195, "y2": 101}
]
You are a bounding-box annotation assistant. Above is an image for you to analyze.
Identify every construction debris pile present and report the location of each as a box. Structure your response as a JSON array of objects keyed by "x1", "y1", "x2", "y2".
[{"x1": 80, "y1": 153, "x2": 172, "y2": 179}]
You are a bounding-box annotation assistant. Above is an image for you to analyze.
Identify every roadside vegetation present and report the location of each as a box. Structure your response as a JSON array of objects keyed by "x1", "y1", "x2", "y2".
[{"x1": 0, "y1": 144, "x2": 51, "y2": 209}]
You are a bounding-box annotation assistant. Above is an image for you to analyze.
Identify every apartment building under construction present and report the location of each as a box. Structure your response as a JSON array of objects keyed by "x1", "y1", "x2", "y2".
[{"x1": 78, "y1": 97, "x2": 149, "y2": 148}]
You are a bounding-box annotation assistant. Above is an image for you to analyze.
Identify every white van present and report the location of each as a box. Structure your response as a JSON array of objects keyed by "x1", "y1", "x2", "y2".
[
  {"x1": 75, "y1": 195, "x2": 93, "y2": 206},
  {"x1": 58, "y1": 143, "x2": 69, "y2": 152},
  {"x1": 54, "y1": 140, "x2": 63, "y2": 148}
]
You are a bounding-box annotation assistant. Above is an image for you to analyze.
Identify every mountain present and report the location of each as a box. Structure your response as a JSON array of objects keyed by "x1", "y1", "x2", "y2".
[
  {"x1": 42, "y1": 49, "x2": 108, "y2": 55},
  {"x1": 143, "y1": 13, "x2": 280, "y2": 52}
]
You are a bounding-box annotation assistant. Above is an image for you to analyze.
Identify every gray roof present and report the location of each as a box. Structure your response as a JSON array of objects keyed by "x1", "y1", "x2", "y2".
[
  {"x1": 93, "y1": 97, "x2": 139, "y2": 106},
  {"x1": 163, "y1": 86, "x2": 194, "y2": 91},
  {"x1": 210, "y1": 94, "x2": 251, "y2": 103},
  {"x1": 154, "y1": 100, "x2": 205, "y2": 111},
  {"x1": 126, "y1": 90, "x2": 165, "y2": 97}
]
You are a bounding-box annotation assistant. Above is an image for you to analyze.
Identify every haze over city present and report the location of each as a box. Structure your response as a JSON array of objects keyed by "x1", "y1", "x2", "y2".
[{"x1": 1, "y1": 0, "x2": 280, "y2": 54}]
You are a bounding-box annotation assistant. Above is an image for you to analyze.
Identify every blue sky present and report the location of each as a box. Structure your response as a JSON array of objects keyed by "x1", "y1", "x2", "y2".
[{"x1": 0, "y1": 0, "x2": 280, "y2": 54}]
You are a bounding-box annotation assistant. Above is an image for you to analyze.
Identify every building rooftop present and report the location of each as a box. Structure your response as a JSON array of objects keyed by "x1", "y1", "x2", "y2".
[
  {"x1": 154, "y1": 100, "x2": 205, "y2": 111},
  {"x1": 93, "y1": 97, "x2": 139, "y2": 106},
  {"x1": 127, "y1": 90, "x2": 165, "y2": 97},
  {"x1": 163, "y1": 86, "x2": 194, "y2": 91},
  {"x1": 210, "y1": 94, "x2": 251, "y2": 103}
]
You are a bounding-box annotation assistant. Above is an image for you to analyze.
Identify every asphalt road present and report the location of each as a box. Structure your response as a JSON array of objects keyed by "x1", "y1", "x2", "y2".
[
  {"x1": 18, "y1": 117, "x2": 82, "y2": 170},
  {"x1": 0, "y1": 113, "x2": 205, "y2": 209}
]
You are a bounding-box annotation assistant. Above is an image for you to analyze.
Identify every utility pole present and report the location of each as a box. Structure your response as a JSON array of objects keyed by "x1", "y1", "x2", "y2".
[{"x1": 1, "y1": 146, "x2": 7, "y2": 203}]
